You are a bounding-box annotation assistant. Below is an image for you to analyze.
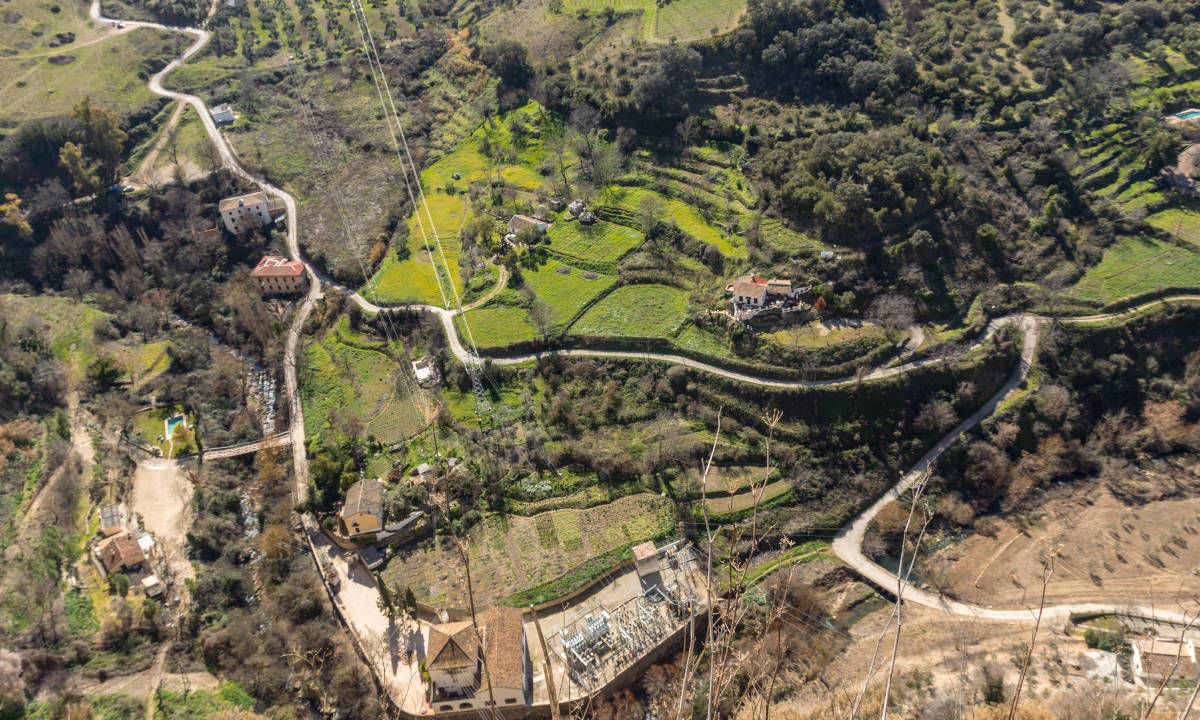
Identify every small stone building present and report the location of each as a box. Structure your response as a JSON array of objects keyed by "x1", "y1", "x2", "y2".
[
  {"x1": 426, "y1": 607, "x2": 531, "y2": 713},
  {"x1": 96, "y1": 530, "x2": 146, "y2": 574}
]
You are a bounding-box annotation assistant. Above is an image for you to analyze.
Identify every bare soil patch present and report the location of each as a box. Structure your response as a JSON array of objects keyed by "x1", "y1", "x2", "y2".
[
  {"x1": 130, "y1": 458, "x2": 196, "y2": 586},
  {"x1": 929, "y1": 463, "x2": 1200, "y2": 609}
]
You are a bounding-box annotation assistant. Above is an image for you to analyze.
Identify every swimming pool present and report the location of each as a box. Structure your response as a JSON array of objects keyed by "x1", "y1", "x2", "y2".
[
  {"x1": 1175, "y1": 109, "x2": 1200, "y2": 120},
  {"x1": 165, "y1": 414, "x2": 186, "y2": 437}
]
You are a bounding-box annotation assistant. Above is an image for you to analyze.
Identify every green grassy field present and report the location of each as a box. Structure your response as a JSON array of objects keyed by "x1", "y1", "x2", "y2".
[
  {"x1": 366, "y1": 233, "x2": 465, "y2": 306},
  {"x1": 546, "y1": 218, "x2": 643, "y2": 263},
  {"x1": 454, "y1": 302, "x2": 536, "y2": 348},
  {"x1": 0, "y1": 0, "x2": 105, "y2": 54},
  {"x1": 380, "y1": 492, "x2": 674, "y2": 608},
  {"x1": 570, "y1": 283, "x2": 689, "y2": 337},
  {"x1": 1069, "y1": 236, "x2": 1200, "y2": 304},
  {"x1": 525, "y1": 259, "x2": 617, "y2": 329},
  {"x1": 673, "y1": 323, "x2": 731, "y2": 357},
  {"x1": 299, "y1": 331, "x2": 427, "y2": 441},
  {"x1": 703, "y1": 479, "x2": 791, "y2": 514},
  {"x1": 561, "y1": 0, "x2": 746, "y2": 42},
  {"x1": 1147, "y1": 203, "x2": 1200, "y2": 248},
  {"x1": 0, "y1": 28, "x2": 185, "y2": 124}
]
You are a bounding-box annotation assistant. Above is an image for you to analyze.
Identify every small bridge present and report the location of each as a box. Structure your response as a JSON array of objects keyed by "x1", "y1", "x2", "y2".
[{"x1": 201, "y1": 432, "x2": 292, "y2": 460}]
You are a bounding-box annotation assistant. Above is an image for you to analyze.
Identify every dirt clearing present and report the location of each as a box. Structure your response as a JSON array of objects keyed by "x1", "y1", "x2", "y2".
[{"x1": 131, "y1": 458, "x2": 195, "y2": 585}]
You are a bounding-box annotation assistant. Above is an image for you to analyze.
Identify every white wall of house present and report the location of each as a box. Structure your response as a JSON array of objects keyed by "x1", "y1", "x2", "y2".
[
  {"x1": 221, "y1": 198, "x2": 271, "y2": 234},
  {"x1": 430, "y1": 665, "x2": 476, "y2": 695},
  {"x1": 734, "y1": 292, "x2": 765, "y2": 306}
]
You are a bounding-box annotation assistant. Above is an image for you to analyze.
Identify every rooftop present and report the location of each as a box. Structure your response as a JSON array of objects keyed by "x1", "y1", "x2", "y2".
[
  {"x1": 427, "y1": 620, "x2": 476, "y2": 671},
  {"x1": 340, "y1": 478, "x2": 383, "y2": 519},
  {"x1": 251, "y1": 256, "x2": 305, "y2": 278},
  {"x1": 219, "y1": 191, "x2": 268, "y2": 212},
  {"x1": 479, "y1": 607, "x2": 525, "y2": 692},
  {"x1": 632, "y1": 541, "x2": 658, "y2": 562},
  {"x1": 509, "y1": 214, "x2": 550, "y2": 232},
  {"x1": 730, "y1": 280, "x2": 768, "y2": 297},
  {"x1": 96, "y1": 530, "x2": 145, "y2": 573}
]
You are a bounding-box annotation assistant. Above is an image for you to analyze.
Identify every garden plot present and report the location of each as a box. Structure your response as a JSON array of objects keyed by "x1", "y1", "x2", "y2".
[{"x1": 380, "y1": 493, "x2": 673, "y2": 609}]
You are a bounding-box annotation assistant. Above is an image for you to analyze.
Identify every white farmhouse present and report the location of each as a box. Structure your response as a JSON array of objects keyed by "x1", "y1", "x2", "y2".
[{"x1": 219, "y1": 192, "x2": 272, "y2": 235}]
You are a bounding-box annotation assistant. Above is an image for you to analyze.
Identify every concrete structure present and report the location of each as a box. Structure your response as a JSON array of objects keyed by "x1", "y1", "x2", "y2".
[
  {"x1": 337, "y1": 478, "x2": 383, "y2": 538},
  {"x1": 141, "y1": 574, "x2": 165, "y2": 598},
  {"x1": 250, "y1": 255, "x2": 308, "y2": 294},
  {"x1": 95, "y1": 530, "x2": 146, "y2": 574},
  {"x1": 508, "y1": 214, "x2": 551, "y2": 235},
  {"x1": 1131, "y1": 636, "x2": 1199, "y2": 682},
  {"x1": 567, "y1": 199, "x2": 586, "y2": 216},
  {"x1": 412, "y1": 357, "x2": 439, "y2": 386},
  {"x1": 219, "y1": 191, "x2": 272, "y2": 234},
  {"x1": 426, "y1": 607, "x2": 531, "y2": 713},
  {"x1": 632, "y1": 541, "x2": 661, "y2": 580},
  {"x1": 210, "y1": 103, "x2": 234, "y2": 124},
  {"x1": 578, "y1": 210, "x2": 597, "y2": 225},
  {"x1": 548, "y1": 196, "x2": 566, "y2": 211}
]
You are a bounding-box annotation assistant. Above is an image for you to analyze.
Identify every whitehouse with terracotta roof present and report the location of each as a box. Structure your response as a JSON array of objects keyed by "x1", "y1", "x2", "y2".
[
  {"x1": 726, "y1": 272, "x2": 802, "y2": 319},
  {"x1": 251, "y1": 256, "x2": 308, "y2": 295},
  {"x1": 425, "y1": 607, "x2": 531, "y2": 713}
]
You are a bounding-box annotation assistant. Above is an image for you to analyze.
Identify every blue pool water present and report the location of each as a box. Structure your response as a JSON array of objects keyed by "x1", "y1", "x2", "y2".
[
  {"x1": 1176, "y1": 110, "x2": 1200, "y2": 120},
  {"x1": 165, "y1": 414, "x2": 185, "y2": 436}
]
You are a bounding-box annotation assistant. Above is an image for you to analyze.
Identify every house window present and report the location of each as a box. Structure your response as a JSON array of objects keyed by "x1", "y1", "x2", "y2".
[
  {"x1": 459, "y1": 702, "x2": 473, "y2": 710},
  {"x1": 439, "y1": 705, "x2": 453, "y2": 712},
  {"x1": 505, "y1": 698, "x2": 517, "y2": 704}
]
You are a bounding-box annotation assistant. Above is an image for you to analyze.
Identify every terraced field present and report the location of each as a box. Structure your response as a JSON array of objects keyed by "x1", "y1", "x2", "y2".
[
  {"x1": 546, "y1": 219, "x2": 643, "y2": 264},
  {"x1": 524, "y1": 260, "x2": 618, "y2": 328},
  {"x1": 380, "y1": 492, "x2": 674, "y2": 608}
]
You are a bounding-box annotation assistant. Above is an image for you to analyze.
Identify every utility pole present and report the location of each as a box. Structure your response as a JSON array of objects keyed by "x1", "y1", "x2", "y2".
[{"x1": 529, "y1": 605, "x2": 560, "y2": 720}]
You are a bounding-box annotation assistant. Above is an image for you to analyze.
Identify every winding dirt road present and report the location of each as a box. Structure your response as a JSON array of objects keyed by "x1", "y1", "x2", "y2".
[{"x1": 91, "y1": 0, "x2": 1200, "y2": 672}]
